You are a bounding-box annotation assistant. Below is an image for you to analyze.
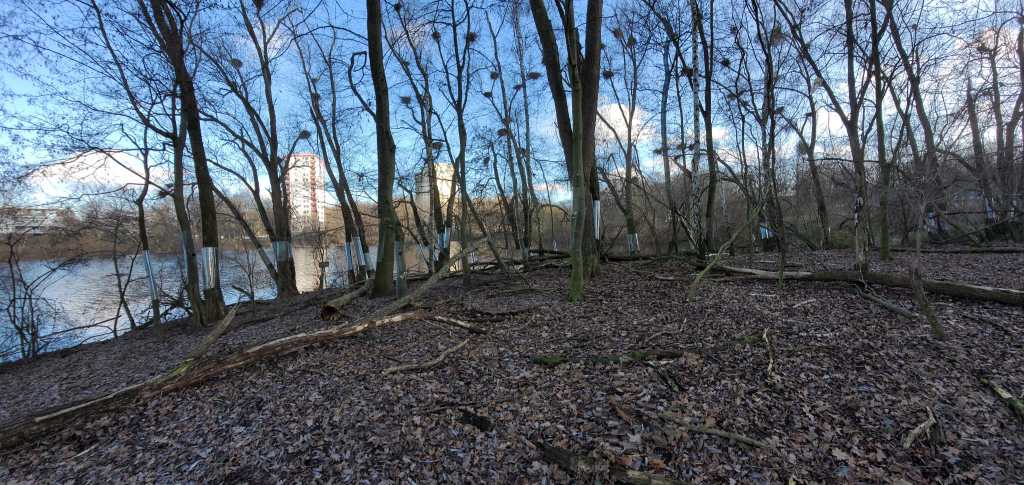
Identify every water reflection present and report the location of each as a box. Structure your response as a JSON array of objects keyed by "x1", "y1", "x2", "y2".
[{"x1": 0, "y1": 244, "x2": 434, "y2": 359}]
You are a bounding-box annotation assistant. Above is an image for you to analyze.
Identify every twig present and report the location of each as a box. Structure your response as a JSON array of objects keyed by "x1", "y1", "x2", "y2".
[
  {"x1": 980, "y1": 376, "x2": 1024, "y2": 422},
  {"x1": 791, "y1": 299, "x2": 816, "y2": 308},
  {"x1": 653, "y1": 274, "x2": 687, "y2": 281},
  {"x1": 902, "y1": 407, "x2": 937, "y2": 449},
  {"x1": 383, "y1": 339, "x2": 469, "y2": 375},
  {"x1": 431, "y1": 316, "x2": 488, "y2": 334},
  {"x1": 963, "y1": 313, "x2": 1014, "y2": 336},
  {"x1": 661, "y1": 413, "x2": 772, "y2": 449},
  {"x1": 70, "y1": 443, "x2": 98, "y2": 460},
  {"x1": 762, "y1": 328, "x2": 775, "y2": 379},
  {"x1": 858, "y1": 289, "x2": 919, "y2": 319}
]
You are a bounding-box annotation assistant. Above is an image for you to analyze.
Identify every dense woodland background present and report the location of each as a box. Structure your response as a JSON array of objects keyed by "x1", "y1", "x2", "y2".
[
  {"x1": 1, "y1": 1, "x2": 1024, "y2": 482},
  {"x1": 0, "y1": 0, "x2": 1021, "y2": 355}
]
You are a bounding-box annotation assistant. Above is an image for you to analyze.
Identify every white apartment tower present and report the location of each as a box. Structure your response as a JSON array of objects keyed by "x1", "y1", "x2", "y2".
[
  {"x1": 286, "y1": 153, "x2": 327, "y2": 230},
  {"x1": 414, "y1": 162, "x2": 456, "y2": 224}
]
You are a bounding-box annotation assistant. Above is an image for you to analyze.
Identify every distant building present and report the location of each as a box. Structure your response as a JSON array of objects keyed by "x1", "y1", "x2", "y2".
[
  {"x1": 0, "y1": 207, "x2": 66, "y2": 235},
  {"x1": 414, "y1": 162, "x2": 457, "y2": 227},
  {"x1": 285, "y1": 153, "x2": 327, "y2": 231}
]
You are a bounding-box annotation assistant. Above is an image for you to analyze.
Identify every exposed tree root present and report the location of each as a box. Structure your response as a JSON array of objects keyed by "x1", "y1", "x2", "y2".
[{"x1": 383, "y1": 338, "x2": 469, "y2": 375}]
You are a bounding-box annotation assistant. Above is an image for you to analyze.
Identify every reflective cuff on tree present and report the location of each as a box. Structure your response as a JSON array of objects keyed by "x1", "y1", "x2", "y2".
[
  {"x1": 202, "y1": 246, "x2": 219, "y2": 290},
  {"x1": 344, "y1": 241, "x2": 355, "y2": 272},
  {"x1": 272, "y1": 240, "x2": 291, "y2": 264},
  {"x1": 592, "y1": 200, "x2": 602, "y2": 240},
  {"x1": 143, "y1": 250, "x2": 159, "y2": 299},
  {"x1": 353, "y1": 236, "x2": 367, "y2": 267},
  {"x1": 394, "y1": 239, "x2": 406, "y2": 278},
  {"x1": 180, "y1": 234, "x2": 190, "y2": 266}
]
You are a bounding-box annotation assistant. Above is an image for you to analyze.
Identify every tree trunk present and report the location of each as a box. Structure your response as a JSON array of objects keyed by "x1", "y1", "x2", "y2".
[
  {"x1": 366, "y1": 0, "x2": 398, "y2": 297},
  {"x1": 148, "y1": 0, "x2": 224, "y2": 321}
]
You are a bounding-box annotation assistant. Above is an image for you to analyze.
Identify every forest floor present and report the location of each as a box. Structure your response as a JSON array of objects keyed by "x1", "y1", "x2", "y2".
[{"x1": 1, "y1": 248, "x2": 1022, "y2": 483}]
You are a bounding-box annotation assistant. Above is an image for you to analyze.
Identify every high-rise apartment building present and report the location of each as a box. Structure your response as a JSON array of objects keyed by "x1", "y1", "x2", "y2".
[
  {"x1": 285, "y1": 153, "x2": 327, "y2": 230},
  {"x1": 414, "y1": 162, "x2": 456, "y2": 226}
]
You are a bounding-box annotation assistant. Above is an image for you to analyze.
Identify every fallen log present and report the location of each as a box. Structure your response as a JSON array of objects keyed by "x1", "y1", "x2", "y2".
[
  {"x1": 0, "y1": 311, "x2": 425, "y2": 450},
  {"x1": 715, "y1": 265, "x2": 1024, "y2": 306},
  {"x1": 383, "y1": 338, "x2": 469, "y2": 375},
  {"x1": 890, "y1": 247, "x2": 1024, "y2": 254},
  {"x1": 181, "y1": 304, "x2": 240, "y2": 365},
  {"x1": 319, "y1": 283, "x2": 370, "y2": 320}
]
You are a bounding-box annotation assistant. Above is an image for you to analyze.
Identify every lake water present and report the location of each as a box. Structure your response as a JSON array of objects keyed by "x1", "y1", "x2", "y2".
[{"x1": 0, "y1": 244, "x2": 436, "y2": 360}]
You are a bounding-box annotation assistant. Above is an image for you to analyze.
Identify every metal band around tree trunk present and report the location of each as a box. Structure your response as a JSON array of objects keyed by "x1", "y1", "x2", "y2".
[
  {"x1": 180, "y1": 233, "x2": 189, "y2": 267},
  {"x1": 592, "y1": 200, "x2": 602, "y2": 240},
  {"x1": 143, "y1": 250, "x2": 159, "y2": 300},
  {"x1": 202, "y1": 246, "x2": 219, "y2": 290},
  {"x1": 394, "y1": 239, "x2": 405, "y2": 277},
  {"x1": 627, "y1": 232, "x2": 640, "y2": 254},
  {"x1": 273, "y1": 240, "x2": 291, "y2": 264},
  {"x1": 353, "y1": 235, "x2": 366, "y2": 267},
  {"x1": 344, "y1": 241, "x2": 354, "y2": 273}
]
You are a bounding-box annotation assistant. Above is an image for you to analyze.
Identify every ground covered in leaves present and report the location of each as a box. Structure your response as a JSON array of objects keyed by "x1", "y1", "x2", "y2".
[{"x1": 1, "y1": 249, "x2": 1022, "y2": 483}]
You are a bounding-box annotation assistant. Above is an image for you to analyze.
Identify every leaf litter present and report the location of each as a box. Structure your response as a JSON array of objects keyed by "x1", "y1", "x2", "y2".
[{"x1": 0, "y1": 249, "x2": 1022, "y2": 483}]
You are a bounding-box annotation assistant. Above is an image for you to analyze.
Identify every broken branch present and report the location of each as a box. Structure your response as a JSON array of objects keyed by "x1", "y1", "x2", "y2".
[
  {"x1": 383, "y1": 338, "x2": 469, "y2": 375},
  {"x1": 713, "y1": 265, "x2": 1024, "y2": 306},
  {"x1": 902, "y1": 407, "x2": 937, "y2": 449},
  {"x1": 980, "y1": 376, "x2": 1024, "y2": 422}
]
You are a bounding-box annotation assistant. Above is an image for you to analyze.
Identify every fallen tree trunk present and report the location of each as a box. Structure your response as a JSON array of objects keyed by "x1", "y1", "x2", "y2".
[
  {"x1": 0, "y1": 311, "x2": 425, "y2": 450},
  {"x1": 889, "y1": 247, "x2": 1024, "y2": 254},
  {"x1": 319, "y1": 283, "x2": 370, "y2": 320},
  {"x1": 715, "y1": 265, "x2": 1024, "y2": 306}
]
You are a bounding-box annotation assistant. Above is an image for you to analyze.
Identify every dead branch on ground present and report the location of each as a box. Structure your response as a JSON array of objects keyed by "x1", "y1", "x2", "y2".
[{"x1": 383, "y1": 338, "x2": 469, "y2": 375}]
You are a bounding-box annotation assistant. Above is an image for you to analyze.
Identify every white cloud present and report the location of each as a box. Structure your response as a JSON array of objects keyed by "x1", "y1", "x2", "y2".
[
  {"x1": 711, "y1": 126, "x2": 729, "y2": 142},
  {"x1": 596, "y1": 103, "x2": 656, "y2": 148},
  {"x1": 28, "y1": 150, "x2": 169, "y2": 202}
]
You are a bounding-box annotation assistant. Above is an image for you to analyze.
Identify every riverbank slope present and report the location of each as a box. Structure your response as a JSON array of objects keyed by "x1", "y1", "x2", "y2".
[{"x1": 1, "y1": 249, "x2": 1022, "y2": 483}]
